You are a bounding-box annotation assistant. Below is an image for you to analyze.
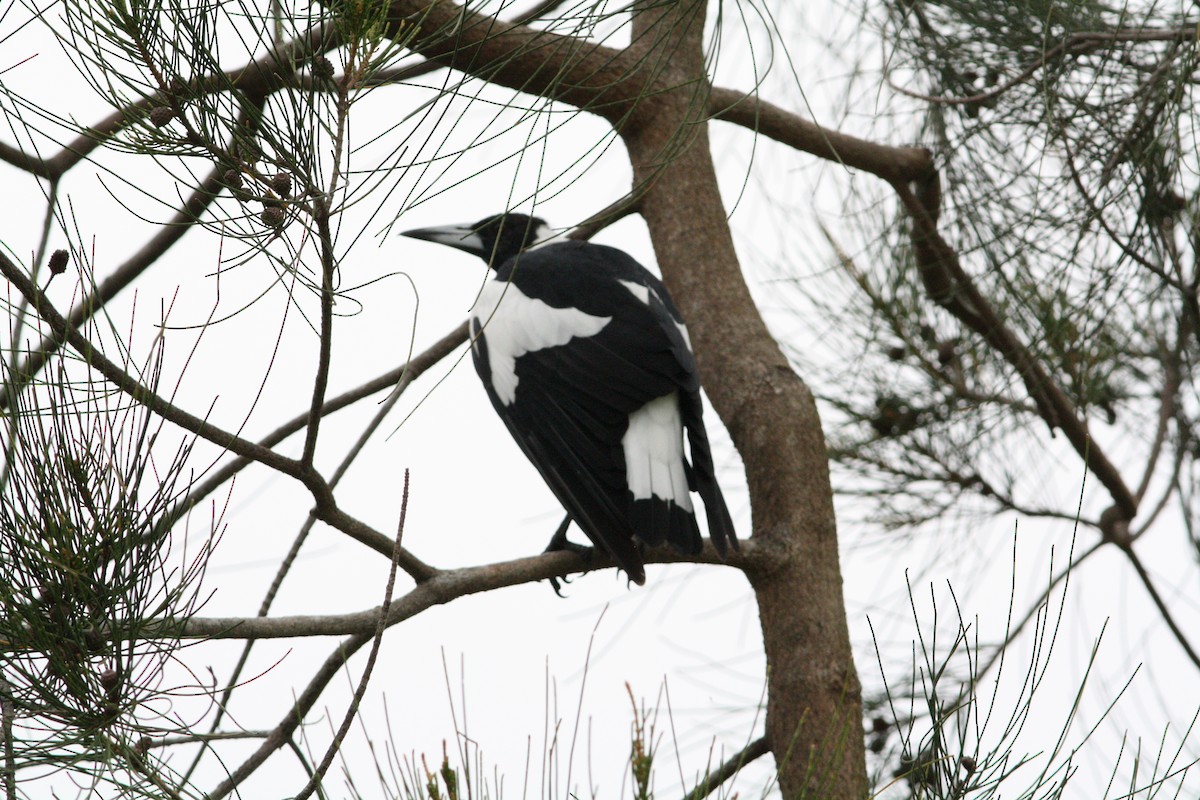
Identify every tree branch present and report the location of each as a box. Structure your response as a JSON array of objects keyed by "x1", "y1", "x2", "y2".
[
  {"x1": 171, "y1": 322, "x2": 468, "y2": 523},
  {"x1": 300, "y1": 200, "x2": 338, "y2": 468},
  {"x1": 707, "y1": 87, "x2": 932, "y2": 182},
  {"x1": 885, "y1": 26, "x2": 1200, "y2": 108},
  {"x1": 0, "y1": 24, "x2": 340, "y2": 180},
  {"x1": 1121, "y1": 543, "x2": 1200, "y2": 671},
  {"x1": 620, "y1": 1, "x2": 867, "y2": 796},
  {"x1": 132, "y1": 539, "x2": 765, "y2": 642},
  {"x1": 362, "y1": 0, "x2": 574, "y2": 86},
  {"x1": 892, "y1": 178, "x2": 1139, "y2": 520},
  {"x1": 292, "y1": 471, "x2": 409, "y2": 800},
  {"x1": 0, "y1": 675, "x2": 14, "y2": 800},
  {"x1": 680, "y1": 736, "x2": 771, "y2": 800},
  {"x1": 382, "y1": 0, "x2": 643, "y2": 124},
  {"x1": 0, "y1": 250, "x2": 299, "y2": 476},
  {"x1": 204, "y1": 631, "x2": 373, "y2": 800},
  {"x1": 193, "y1": 538, "x2": 762, "y2": 800},
  {"x1": 2, "y1": 96, "x2": 269, "y2": 409}
]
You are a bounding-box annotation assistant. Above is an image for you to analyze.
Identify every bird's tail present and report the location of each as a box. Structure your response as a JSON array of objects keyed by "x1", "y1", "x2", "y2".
[{"x1": 685, "y1": 412, "x2": 737, "y2": 555}]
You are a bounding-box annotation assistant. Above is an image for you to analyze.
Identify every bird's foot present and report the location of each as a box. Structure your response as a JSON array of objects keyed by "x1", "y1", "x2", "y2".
[
  {"x1": 548, "y1": 574, "x2": 570, "y2": 597},
  {"x1": 544, "y1": 515, "x2": 593, "y2": 596}
]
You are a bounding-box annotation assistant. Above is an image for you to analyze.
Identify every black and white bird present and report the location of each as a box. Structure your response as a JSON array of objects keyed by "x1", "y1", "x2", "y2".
[{"x1": 402, "y1": 213, "x2": 736, "y2": 585}]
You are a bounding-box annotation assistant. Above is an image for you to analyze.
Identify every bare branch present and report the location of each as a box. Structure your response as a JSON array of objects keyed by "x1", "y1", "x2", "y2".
[
  {"x1": 3, "y1": 88, "x2": 273, "y2": 403},
  {"x1": 203, "y1": 632, "x2": 372, "y2": 800},
  {"x1": 301, "y1": 200, "x2": 338, "y2": 468},
  {"x1": 197, "y1": 539, "x2": 760, "y2": 799},
  {"x1": 680, "y1": 736, "x2": 771, "y2": 800},
  {"x1": 1135, "y1": 314, "x2": 1188, "y2": 504},
  {"x1": 382, "y1": 0, "x2": 638, "y2": 123},
  {"x1": 292, "y1": 471, "x2": 410, "y2": 800},
  {"x1": 172, "y1": 322, "x2": 468, "y2": 523},
  {"x1": 315, "y1": 503, "x2": 435, "y2": 578},
  {"x1": 134, "y1": 538, "x2": 766, "y2": 642},
  {"x1": 143, "y1": 730, "x2": 271, "y2": 750},
  {"x1": 0, "y1": 24, "x2": 340, "y2": 180},
  {"x1": 707, "y1": 87, "x2": 932, "y2": 182},
  {"x1": 198, "y1": 357, "x2": 434, "y2": 750},
  {"x1": 363, "y1": 0, "x2": 575, "y2": 86},
  {"x1": 1122, "y1": 544, "x2": 1200, "y2": 671}
]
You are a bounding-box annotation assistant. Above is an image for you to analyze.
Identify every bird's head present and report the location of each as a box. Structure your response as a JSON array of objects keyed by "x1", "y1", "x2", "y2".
[{"x1": 401, "y1": 213, "x2": 554, "y2": 266}]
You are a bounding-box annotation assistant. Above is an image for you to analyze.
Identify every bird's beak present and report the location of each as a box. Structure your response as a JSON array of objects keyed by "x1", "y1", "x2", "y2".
[{"x1": 400, "y1": 223, "x2": 486, "y2": 258}]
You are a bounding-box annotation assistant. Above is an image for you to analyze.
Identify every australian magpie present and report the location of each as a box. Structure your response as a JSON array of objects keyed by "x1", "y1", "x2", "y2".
[{"x1": 402, "y1": 213, "x2": 737, "y2": 585}]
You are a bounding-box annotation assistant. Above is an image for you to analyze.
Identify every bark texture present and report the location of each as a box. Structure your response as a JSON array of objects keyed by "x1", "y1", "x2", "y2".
[{"x1": 620, "y1": 3, "x2": 867, "y2": 797}]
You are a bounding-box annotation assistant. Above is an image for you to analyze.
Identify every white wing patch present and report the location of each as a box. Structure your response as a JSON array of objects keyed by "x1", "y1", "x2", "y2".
[
  {"x1": 622, "y1": 392, "x2": 693, "y2": 510},
  {"x1": 639, "y1": 281, "x2": 692, "y2": 348},
  {"x1": 472, "y1": 279, "x2": 610, "y2": 406},
  {"x1": 619, "y1": 279, "x2": 651, "y2": 305},
  {"x1": 675, "y1": 319, "x2": 692, "y2": 349}
]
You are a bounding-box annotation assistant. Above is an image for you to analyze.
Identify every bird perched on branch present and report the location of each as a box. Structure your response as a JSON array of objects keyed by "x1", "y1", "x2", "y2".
[{"x1": 402, "y1": 213, "x2": 737, "y2": 585}]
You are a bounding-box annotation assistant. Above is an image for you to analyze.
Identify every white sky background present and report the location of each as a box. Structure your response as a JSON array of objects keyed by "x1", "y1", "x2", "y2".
[{"x1": 2, "y1": 1, "x2": 1199, "y2": 798}]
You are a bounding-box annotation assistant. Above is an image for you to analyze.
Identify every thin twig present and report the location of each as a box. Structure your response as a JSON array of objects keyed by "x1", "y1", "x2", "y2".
[
  {"x1": 300, "y1": 39, "x2": 358, "y2": 470},
  {"x1": 204, "y1": 630, "x2": 372, "y2": 800},
  {"x1": 169, "y1": 321, "x2": 467, "y2": 524},
  {"x1": 143, "y1": 730, "x2": 272, "y2": 749},
  {"x1": 885, "y1": 26, "x2": 1198, "y2": 107},
  {"x1": 0, "y1": 250, "x2": 421, "y2": 562},
  {"x1": 7, "y1": 176, "x2": 58, "y2": 362},
  {"x1": 301, "y1": 200, "x2": 338, "y2": 468},
  {"x1": 975, "y1": 540, "x2": 1104, "y2": 680},
  {"x1": 197, "y1": 357, "x2": 423, "y2": 756},
  {"x1": 567, "y1": 193, "x2": 643, "y2": 241},
  {"x1": 292, "y1": 470, "x2": 410, "y2": 800},
  {"x1": 2, "y1": 158, "x2": 241, "y2": 410},
  {"x1": 892, "y1": 178, "x2": 1139, "y2": 519},
  {"x1": 0, "y1": 250, "x2": 298, "y2": 475},
  {"x1": 1122, "y1": 545, "x2": 1200, "y2": 671},
  {"x1": 0, "y1": 24, "x2": 339, "y2": 180},
  {"x1": 0, "y1": 176, "x2": 59, "y2": 495},
  {"x1": 1134, "y1": 305, "x2": 1189, "y2": 504},
  {"x1": 1131, "y1": 439, "x2": 1188, "y2": 539}
]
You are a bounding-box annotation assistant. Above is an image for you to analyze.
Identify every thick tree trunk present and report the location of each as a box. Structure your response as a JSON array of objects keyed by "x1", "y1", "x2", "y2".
[{"x1": 622, "y1": 3, "x2": 867, "y2": 798}]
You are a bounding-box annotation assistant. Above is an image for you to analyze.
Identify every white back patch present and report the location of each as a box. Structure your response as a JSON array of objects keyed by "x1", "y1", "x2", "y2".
[
  {"x1": 622, "y1": 393, "x2": 693, "y2": 510},
  {"x1": 472, "y1": 279, "x2": 610, "y2": 406},
  {"x1": 526, "y1": 223, "x2": 563, "y2": 251}
]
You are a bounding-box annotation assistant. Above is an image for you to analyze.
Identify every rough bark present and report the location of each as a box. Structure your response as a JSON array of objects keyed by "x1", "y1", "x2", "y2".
[{"x1": 620, "y1": 3, "x2": 867, "y2": 798}]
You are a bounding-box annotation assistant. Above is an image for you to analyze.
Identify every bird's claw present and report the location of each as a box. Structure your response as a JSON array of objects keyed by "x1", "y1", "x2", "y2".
[{"x1": 544, "y1": 515, "x2": 593, "y2": 596}]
